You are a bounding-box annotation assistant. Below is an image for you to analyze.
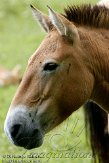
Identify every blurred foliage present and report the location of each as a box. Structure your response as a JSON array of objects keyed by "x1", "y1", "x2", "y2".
[{"x1": 0, "y1": 0, "x2": 97, "y2": 19}]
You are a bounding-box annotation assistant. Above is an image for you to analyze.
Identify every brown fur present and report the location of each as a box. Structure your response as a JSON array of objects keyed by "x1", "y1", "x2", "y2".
[
  {"x1": 76, "y1": 27, "x2": 109, "y2": 112},
  {"x1": 64, "y1": 5, "x2": 109, "y2": 111}
]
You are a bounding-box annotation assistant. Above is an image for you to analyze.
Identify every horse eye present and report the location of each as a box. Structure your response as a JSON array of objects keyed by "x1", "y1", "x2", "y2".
[{"x1": 43, "y1": 62, "x2": 58, "y2": 72}]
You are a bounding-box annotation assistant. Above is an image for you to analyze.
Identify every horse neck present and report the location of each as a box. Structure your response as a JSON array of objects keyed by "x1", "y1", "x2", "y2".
[{"x1": 79, "y1": 27, "x2": 109, "y2": 112}]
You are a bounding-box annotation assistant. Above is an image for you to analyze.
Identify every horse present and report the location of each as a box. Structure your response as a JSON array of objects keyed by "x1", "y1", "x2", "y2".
[{"x1": 4, "y1": 3, "x2": 109, "y2": 163}]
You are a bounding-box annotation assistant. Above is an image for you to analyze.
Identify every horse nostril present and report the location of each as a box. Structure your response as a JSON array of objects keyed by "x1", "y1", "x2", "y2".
[{"x1": 11, "y1": 124, "x2": 21, "y2": 139}]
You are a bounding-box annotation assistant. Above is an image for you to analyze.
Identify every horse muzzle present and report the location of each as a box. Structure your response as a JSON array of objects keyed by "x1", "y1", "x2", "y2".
[{"x1": 4, "y1": 105, "x2": 44, "y2": 149}]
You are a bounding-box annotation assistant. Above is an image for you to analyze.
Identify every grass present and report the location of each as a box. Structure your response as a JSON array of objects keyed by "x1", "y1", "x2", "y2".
[{"x1": 0, "y1": 0, "x2": 97, "y2": 163}]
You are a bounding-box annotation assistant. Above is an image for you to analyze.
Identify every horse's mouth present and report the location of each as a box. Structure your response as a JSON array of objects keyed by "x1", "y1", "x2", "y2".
[
  {"x1": 13, "y1": 131, "x2": 44, "y2": 150},
  {"x1": 19, "y1": 137, "x2": 43, "y2": 150}
]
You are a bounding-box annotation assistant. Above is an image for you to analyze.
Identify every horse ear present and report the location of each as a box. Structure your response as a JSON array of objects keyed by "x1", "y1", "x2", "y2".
[
  {"x1": 48, "y1": 6, "x2": 79, "y2": 42},
  {"x1": 30, "y1": 5, "x2": 51, "y2": 33}
]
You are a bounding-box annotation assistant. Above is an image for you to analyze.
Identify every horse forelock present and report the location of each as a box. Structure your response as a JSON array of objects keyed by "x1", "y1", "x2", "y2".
[{"x1": 64, "y1": 5, "x2": 109, "y2": 29}]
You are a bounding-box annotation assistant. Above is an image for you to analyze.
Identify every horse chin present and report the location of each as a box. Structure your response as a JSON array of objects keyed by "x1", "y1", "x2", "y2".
[
  {"x1": 23, "y1": 137, "x2": 43, "y2": 150},
  {"x1": 13, "y1": 132, "x2": 44, "y2": 150}
]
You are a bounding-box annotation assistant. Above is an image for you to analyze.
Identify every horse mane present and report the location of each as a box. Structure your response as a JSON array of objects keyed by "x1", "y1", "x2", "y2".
[{"x1": 64, "y1": 5, "x2": 109, "y2": 29}]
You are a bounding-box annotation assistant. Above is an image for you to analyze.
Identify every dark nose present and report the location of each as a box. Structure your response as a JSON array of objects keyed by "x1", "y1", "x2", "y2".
[
  {"x1": 9, "y1": 124, "x2": 42, "y2": 149},
  {"x1": 10, "y1": 124, "x2": 22, "y2": 139},
  {"x1": 10, "y1": 124, "x2": 39, "y2": 140}
]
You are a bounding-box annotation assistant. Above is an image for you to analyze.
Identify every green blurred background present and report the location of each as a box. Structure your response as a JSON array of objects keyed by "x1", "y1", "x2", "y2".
[{"x1": 0, "y1": 0, "x2": 98, "y2": 163}]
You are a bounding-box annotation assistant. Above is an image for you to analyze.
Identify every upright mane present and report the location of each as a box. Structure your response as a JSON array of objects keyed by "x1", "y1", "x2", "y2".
[{"x1": 64, "y1": 5, "x2": 109, "y2": 29}]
